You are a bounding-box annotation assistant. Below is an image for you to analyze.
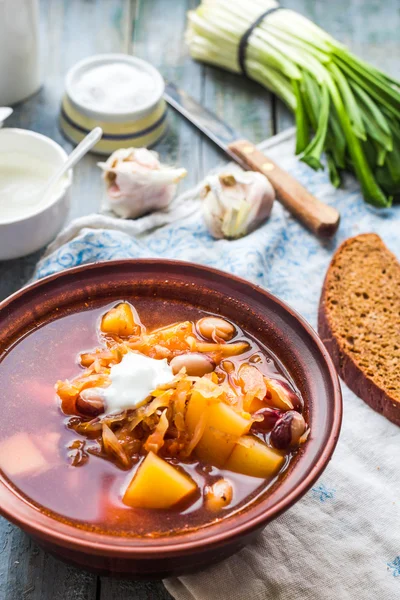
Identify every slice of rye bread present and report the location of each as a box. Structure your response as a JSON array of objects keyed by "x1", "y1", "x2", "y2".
[{"x1": 318, "y1": 233, "x2": 400, "y2": 426}]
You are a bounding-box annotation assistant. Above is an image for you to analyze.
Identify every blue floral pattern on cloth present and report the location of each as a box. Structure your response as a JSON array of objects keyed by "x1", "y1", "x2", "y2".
[
  {"x1": 35, "y1": 162, "x2": 399, "y2": 329},
  {"x1": 387, "y1": 557, "x2": 400, "y2": 578},
  {"x1": 311, "y1": 484, "x2": 336, "y2": 503}
]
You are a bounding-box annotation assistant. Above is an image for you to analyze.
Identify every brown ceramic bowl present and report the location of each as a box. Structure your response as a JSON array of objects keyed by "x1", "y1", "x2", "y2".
[{"x1": 0, "y1": 260, "x2": 342, "y2": 578}]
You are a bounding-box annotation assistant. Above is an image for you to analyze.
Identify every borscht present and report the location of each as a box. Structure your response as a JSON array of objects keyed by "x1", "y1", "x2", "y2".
[{"x1": 0, "y1": 299, "x2": 309, "y2": 536}]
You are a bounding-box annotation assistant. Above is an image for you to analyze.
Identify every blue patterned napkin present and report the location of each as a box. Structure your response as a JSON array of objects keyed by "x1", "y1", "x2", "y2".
[{"x1": 34, "y1": 130, "x2": 400, "y2": 600}]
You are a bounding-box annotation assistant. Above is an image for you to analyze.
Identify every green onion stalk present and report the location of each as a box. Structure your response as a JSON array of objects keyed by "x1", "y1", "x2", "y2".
[{"x1": 186, "y1": 0, "x2": 400, "y2": 207}]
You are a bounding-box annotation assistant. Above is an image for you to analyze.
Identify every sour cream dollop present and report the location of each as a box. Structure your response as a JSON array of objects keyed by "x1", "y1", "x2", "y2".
[{"x1": 104, "y1": 351, "x2": 174, "y2": 414}]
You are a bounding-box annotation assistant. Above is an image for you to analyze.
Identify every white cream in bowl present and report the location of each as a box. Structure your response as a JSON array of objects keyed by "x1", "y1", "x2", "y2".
[
  {"x1": 0, "y1": 129, "x2": 72, "y2": 260},
  {"x1": 0, "y1": 153, "x2": 67, "y2": 221}
]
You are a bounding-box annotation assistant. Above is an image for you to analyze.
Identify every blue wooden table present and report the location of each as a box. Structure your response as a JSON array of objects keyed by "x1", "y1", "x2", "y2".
[{"x1": 0, "y1": 1, "x2": 398, "y2": 598}]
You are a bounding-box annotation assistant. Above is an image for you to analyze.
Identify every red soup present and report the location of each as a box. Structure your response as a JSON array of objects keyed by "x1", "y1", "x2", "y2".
[{"x1": 0, "y1": 298, "x2": 309, "y2": 537}]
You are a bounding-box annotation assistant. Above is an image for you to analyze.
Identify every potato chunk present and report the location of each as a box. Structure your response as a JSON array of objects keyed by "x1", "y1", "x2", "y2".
[
  {"x1": 195, "y1": 402, "x2": 252, "y2": 467},
  {"x1": 185, "y1": 378, "x2": 224, "y2": 436},
  {"x1": 101, "y1": 303, "x2": 137, "y2": 336},
  {"x1": 186, "y1": 389, "x2": 210, "y2": 436},
  {"x1": 0, "y1": 433, "x2": 48, "y2": 477},
  {"x1": 123, "y1": 452, "x2": 197, "y2": 509},
  {"x1": 225, "y1": 435, "x2": 284, "y2": 478}
]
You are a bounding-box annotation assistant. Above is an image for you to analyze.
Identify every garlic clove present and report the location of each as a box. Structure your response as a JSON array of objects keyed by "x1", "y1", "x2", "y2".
[
  {"x1": 201, "y1": 170, "x2": 275, "y2": 240},
  {"x1": 98, "y1": 148, "x2": 186, "y2": 219}
]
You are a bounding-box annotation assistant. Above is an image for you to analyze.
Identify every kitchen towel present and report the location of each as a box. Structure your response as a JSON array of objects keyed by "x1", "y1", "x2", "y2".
[{"x1": 33, "y1": 129, "x2": 400, "y2": 600}]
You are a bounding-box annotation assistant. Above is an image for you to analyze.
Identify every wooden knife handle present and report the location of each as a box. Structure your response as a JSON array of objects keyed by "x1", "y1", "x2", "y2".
[{"x1": 228, "y1": 139, "x2": 340, "y2": 237}]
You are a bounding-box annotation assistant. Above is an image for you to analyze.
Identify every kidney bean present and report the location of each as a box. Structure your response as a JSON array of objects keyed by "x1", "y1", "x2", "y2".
[
  {"x1": 251, "y1": 407, "x2": 283, "y2": 433},
  {"x1": 170, "y1": 352, "x2": 215, "y2": 377},
  {"x1": 197, "y1": 317, "x2": 235, "y2": 341},
  {"x1": 76, "y1": 388, "x2": 105, "y2": 417},
  {"x1": 205, "y1": 478, "x2": 233, "y2": 511},
  {"x1": 270, "y1": 411, "x2": 307, "y2": 450}
]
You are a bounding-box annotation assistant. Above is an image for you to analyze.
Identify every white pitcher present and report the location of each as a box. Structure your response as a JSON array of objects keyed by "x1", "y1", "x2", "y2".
[{"x1": 0, "y1": 0, "x2": 41, "y2": 105}]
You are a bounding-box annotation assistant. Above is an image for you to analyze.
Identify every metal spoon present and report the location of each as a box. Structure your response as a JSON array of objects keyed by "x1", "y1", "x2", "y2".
[{"x1": 38, "y1": 127, "x2": 103, "y2": 203}]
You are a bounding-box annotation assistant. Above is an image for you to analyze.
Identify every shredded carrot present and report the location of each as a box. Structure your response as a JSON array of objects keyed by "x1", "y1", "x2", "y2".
[{"x1": 56, "y1": 309, "x2": 287, "y2": 471}]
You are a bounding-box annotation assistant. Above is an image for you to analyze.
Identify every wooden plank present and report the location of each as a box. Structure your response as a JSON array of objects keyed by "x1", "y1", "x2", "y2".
[
  {"x1": 0, "y1": 0, "x2": 132, "y2": 301},
  {"x1": 0, "y1": 250, "x2": 43, "y2": 302},
  {"x1": 97, "y1": 2, "x2": 195, "y2": 599},
  {"x1": 100, "y1": 577, "x2": 173, "y2": 600},
  {"x1": 275, "y1": 0, "x2": 400, "y2": 133},
  {"x1": 314, "y1": 0, "x2": 400, "y2": 77},
  {"x1": 98, "y1": 5, "x2": 187, "y2": 598},
  {"x1": 0, "y1": 1, "x2": 131, "y2": 599},
  {"x1": 273, "y1": 0, "x2": 315, "y2": 133},
  {"x1": 1, "y1": 2, "x2": 398, "y2": 600},
  {"x1": 127, "y1": 0, "x2": 204, "y2": 191},
  {"x1": 201, "y1": 66, "x2": 274, "y2": 174},
  {"x1": 0, "y1": 517, "x2": 97, "y2": 600},
  {"x1": 127, "y1": 0, "x2": 274, "y2": 181}
]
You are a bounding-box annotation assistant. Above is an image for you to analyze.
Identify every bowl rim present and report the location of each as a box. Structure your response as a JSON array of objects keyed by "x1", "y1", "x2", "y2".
[
  {"x1": 0, "y1": 128, "x2": 73, "y2": 226},
  {"x1": 0, "y1": 258, "x2": 342, "y2": 556}
]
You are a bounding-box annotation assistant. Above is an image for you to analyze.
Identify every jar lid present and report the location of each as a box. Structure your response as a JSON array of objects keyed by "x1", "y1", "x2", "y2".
[{"x1": 65, "y1": 54, "x2": 165, "y2": 123}]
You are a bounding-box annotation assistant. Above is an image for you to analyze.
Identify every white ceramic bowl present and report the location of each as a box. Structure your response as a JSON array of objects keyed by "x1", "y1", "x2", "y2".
[{"x1": 0, "y1": 129, "x2": 72, "y2": 260}]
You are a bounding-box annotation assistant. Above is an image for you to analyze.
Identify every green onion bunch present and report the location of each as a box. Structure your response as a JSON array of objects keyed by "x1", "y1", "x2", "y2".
[{"x1": 186, "y1": 0, "x2": 400, "y2": 207}]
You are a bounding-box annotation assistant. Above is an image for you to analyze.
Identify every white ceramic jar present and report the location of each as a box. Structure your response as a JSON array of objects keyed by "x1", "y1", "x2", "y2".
[
  {"x1": 0, "y1": 0, "x2": 41, "y2": 105},
  {"x1": 60, "y1": 54, "x2": 167, "y2": 154}
]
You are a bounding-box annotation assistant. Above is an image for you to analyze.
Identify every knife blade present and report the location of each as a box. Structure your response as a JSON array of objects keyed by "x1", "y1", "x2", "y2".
[{"x1": 164, "y1": 82, "x2": 340, "y2": 238}]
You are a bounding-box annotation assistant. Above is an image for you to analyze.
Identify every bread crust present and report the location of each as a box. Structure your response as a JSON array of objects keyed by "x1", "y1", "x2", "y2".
[{"x1": 318, "y1": 234, "x2": 400, "y2": 426}]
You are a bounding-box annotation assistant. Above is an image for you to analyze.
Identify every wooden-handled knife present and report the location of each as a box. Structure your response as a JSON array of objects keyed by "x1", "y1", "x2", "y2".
[{"x1": 164, "y1": 83, "x2": 340, "y2": 238}]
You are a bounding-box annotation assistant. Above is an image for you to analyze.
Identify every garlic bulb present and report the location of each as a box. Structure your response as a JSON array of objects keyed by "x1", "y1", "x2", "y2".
[
  {"x1": 98, "y1": 148, "x2": 187, "y2": 219},
  {"x1": 201, "y1": 171, "x2": 275, "y2": 239}
]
